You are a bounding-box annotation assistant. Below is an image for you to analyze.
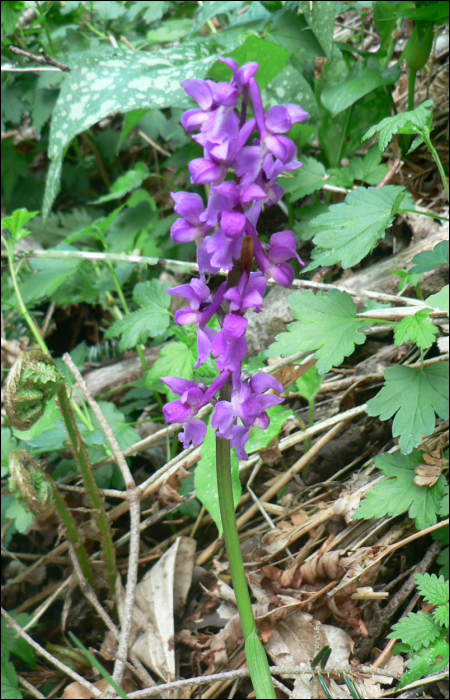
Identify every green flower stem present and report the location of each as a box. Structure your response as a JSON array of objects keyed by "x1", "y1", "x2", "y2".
[
  {"x1": 106, "y1": 262, "x2": 148, "y2": 371},
  {"x1": 408, "y1": 67, "x2": 417, "y2": 113},
  {"x1": 52, "y1": 486, "x2": 96, "y2": 587},
  {"x1": 216, "y1": 389, "x2": 275, "y2": 699},
  {"x1": 422, "y1": 130, "x2": 449, "y2": 202},
  {"x1": 57, "y1": 386, "x2": 117, "y2": 596}
]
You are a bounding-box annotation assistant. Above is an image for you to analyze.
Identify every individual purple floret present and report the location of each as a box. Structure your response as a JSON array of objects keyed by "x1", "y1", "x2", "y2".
[{"x1": 162, "y1": 59, "x2": 309, "y2": 452}]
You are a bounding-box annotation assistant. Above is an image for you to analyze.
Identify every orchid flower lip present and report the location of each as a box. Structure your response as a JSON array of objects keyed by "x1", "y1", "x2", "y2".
[{"x1": 162, "y1": 59, "x2": 309, "y2": 450}]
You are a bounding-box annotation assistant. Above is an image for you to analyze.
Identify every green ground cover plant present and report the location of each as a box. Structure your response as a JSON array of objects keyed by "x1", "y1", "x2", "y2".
[{"x1": 1, "y1": 2, "x2": 449, "y2": 699}]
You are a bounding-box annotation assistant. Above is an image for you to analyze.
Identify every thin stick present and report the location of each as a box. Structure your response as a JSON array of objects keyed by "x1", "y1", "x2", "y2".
[
  {"x1": 17, "y1": 675, "x2": 46, "y2": 699},
  {"x1": 138, "y1": 130, "x2": 171, "y2": 157},
  {"x1": 9, "y1": 45, "x2": 71, "y2": 72},
  {"x1": 1, "y1": 607, "x2": 103, "y2": 697}
]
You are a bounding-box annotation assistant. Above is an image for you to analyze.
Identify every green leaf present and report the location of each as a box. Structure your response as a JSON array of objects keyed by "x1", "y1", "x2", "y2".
[
  {"x1": 321, "y1": 58, "x2": 400, "y2": 117},
  {"x1": 1, "y1": 1, "x2": 25, "y2": 35},
  {"x1": 415, "y1": 573, "x2": 449, "y2": 607},
  {"x1": 433, "y1": 603, "x2": 449, "y2": 628},
  {"x1": 195, "y1": 420, "x2": 241, "y2": 537},
  {"x1": 295, "y1": 365, "x2": 323, "y2": 403},
  {"x1": 1, "y1": 653, "x2": 22, "y2": 700},
  {"x1": 89, "y1": 402, "x2": 140, "y2": 453},
  {"x1": 5, "y1": 499, "x2": 34, "y2": 534},
  {"x1": 353, "y1": 450, "x2": 446, "y2": 531},
  {"x1": 425, "y1": 285, "x2": 449, "y2": 314},
  {"x1": 394, "y1": 309, "x2": 439, "y2": 350},
  {"x1": 268, "y1": 11, "x2": 324, "y2": 63},
  {"x1": 389, "y1": 611, "x2": 442, "y2": 652},
  {"x1": 13, "y1": 246, "x2": 81, "y2": 308},
  {"x1": 363, "y1": 100, "x2": 434, "y2": 154},
  {"x1": 1, "y1": 429, "x2": 17, "y2": 478},
  {"x1": 283, "y1": 157, "x2": 327, "y2": 201},
  {"x1": 246, "y1": 405, "x2": 292, "y2": 454},
  {"x1": 346, "y1": 145, "x2": 388, "y2": 186},
  {"x1": 391, "y1": 269, "x2": 423, "y2": 293},
  {"x1": 1, "y1": 612, "x2": 36, "y2": 668},
  {"x1": 439, "y1": 484, "x2": 449, "y2": 517},
  {"x1": 42, "y1": 45, "x2": 218, "y2": 219},
  {"x1": 306, "y1": 185, "x2": 411, "y2": 270},
  {"x1": 31, "y1": 87, "x2": 59, "y2": 137},
  {"x1": 396, "y1": 636, "x2": 449, "y2": 690},
  {"x1": 147, "y1": 18, "x2": 194, "y2": 44},
  {"x1": 299, "y1": 1, "x2": 336, "y2": 58},
  {"x1": 410, "y1": 241, "x2": 449, "y2": 275},
  {"x1": 209, "y1": 35, "x2": 289, "y2": 91},
  {"x1": 1, "y1": 208, "x2": 39, "y2": 242},
  {"x1": 92, "y1": 163, "x2": 149, "y2": 204},
  {"x1": 193, "y1": 1, "x2": 244, "y2": 32},
  {"x1": 104, "y1": 280, "x2": 171, "y2": 352},
  {"x1": 146, "y1": 342, "x2": 194, "y2": 397},
  {"x1": 117, "y1": 108, "x2": 150, "y2": 151},
  {"x1": 262, "y1": 62, "x2": 318, "y2": 121},
  {"x1": 266, "y1": 290, "x2": 367, "y2": 375},
  {"x1": 367, "y1": 363, "x2": 449, "y2": 454}
]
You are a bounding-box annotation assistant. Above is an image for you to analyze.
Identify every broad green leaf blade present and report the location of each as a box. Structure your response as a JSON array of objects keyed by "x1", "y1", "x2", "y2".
[
  {"x1": 321, "y1": 60, "x2": 400, "y2": 117},
  {"x1": 92, "y1": 163, "x2": 150, "y2": 204},
  {"x1": 433, "y1": 603, "x2": 449, "y2": 627},
  {"x1": 394, "y1": 309, "x2": 438, "y2": 350},
  {"x1": 353, "y1": 451, "x2": 446, "y2": 530},
  {"x1": 43, "y1": 44, "x2": 217, "y2": 218},
  {"x1": 306, "y1": 185, "x2": 410, "y2": 270},
  {"x1": 266, "y1": 290, "x2": 367, "y2": 375},
  {"x1": 415, "y1": 573, "x2": 449, "y2": 607},
  {"x1": 195, "y1": 421, "x2": 241, "y2": 537},
  {"x1": 426, "y1": 285, "x2": 449, "y2": 314},
  {"x1": 268, "y1": 11, "x2": 324, "y2": 64},
  {"x1": 396, "y1": 636, "x2": 449, "y2": 691},
  {"x1": 5, "y1": 500, "x2": 34, "y2": 534},
  {"x1": 363, "y1": 100, "x2": 434, "y2": 153},
  {"x1": 104, "y1": 280, "x2": 171, "y2": 351},
  {"x1": 295, "y1": 364, "x2": 323, "y2": 403},
  {"x1": 145, "y1": 342, "x2": 195, "y2": 398},
  {"x1": 262, "y1": 63, "x2": 318, "y2": 120},
  {"x1": 1, "y1": 613, "x2": 36, "y2": 668},
  {"x1": 246, "y1": 405, "x2": 292, "y2": 454},
  {"x1": 299, "y1": 1, "x2": 336, "y2": 58},
  {"x1": 193, "y1": 0, "x2": 244, "y2": 33},
  {"x1": 388, "y1": 612, "x2": 442, "y2": 651},
  {"x1": 366, "y1": 363, "x2": 449, "y2": 454},
  {"x1": 1, "y1": 654, "x2": 22, "y2": 700},
  {"x1": 283, "y1": 157, "x2": 327, "y2": 201},
  {"x1": 410, "y1": 241, "x2": 449, "y2": 275}
]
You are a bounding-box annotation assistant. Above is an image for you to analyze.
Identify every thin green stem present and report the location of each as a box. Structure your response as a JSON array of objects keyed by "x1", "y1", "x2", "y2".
[
  {"x1": 216, "y1": 390, "x2": 275, "y2": 699},
  {"x1": 422, "y1": 130, "x2": 449, "y2": 202},
  {"x1": 408, "y1": 67, "x2": 417, "y2": 113},
  {"x1": 57, "y1": 387, "x2": 116, "y2": 596},
  {"x1": 52, "y1": 487, "x2": 95, "y2": 587}
]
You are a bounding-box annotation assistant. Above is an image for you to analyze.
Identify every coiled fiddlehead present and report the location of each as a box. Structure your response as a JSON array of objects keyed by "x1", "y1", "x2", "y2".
[
  {"x1": 9, "y1": 450, "x2": 95, "y2": 586},
  {"x1": 5, "y1": 350, "x2": 62, "y2": 431}
]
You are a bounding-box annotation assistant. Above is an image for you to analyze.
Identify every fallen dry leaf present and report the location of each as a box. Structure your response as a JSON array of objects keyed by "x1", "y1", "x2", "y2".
[{"x1": 414, "y1": 463, "x2": 442, "y2": 487}]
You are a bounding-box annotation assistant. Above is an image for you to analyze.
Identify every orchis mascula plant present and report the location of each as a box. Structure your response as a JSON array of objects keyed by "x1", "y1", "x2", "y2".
[{"x1": 161, "y1": 59, "x2": 308, "y2": 699}]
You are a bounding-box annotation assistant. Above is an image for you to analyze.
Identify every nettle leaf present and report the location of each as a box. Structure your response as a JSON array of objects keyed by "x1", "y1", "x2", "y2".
[
  {"x1": 410, "y1": 241, "x2": 449, "y2": 275},
  {"x1": 426, "y1": 285, "x2": 449, "y2": 314},
  {"x1": 306, "y1": 185, "x2": 410, "y2": 270},
  {"x1": 246, "y1": 405, "x2": 292, "y2": 454},
  {"x1": 353, "y1": 450, "x2": 446, "y2": 531},
  {"x1": 394, "y1": 309, "x2": 439, "y2": 350},
  {"x1": 366, "y1": 363, "x2": 449, "y2": 454},
  {"x1": 396, "y1": 636, "x2": 449, "y2": 691},
  {"x1": 266, "y1": 290, "x2": 367, "y2": 374},
  {"x1": 145, "y1": 342, "x2": 195, "y2": 398},
  {"x1": 392, "y1": 269, "x2": 423, "y2": 293},
  {"x1": 433, "y1": 603, "x2": 449, "y2": 628},
  {"x1": 363, "y1": 99, "x2": 434, "y2": 153},
  {"x1": 283, "y1": 157, "x2": 327, "y2": 201},
  {"x1": 43, "y1": 44, "x2": 217, "y2": 218},
  {"x1": 92, "y1": 163, "x2": 150, "y2": 204},
  {"x1": 415, "y1": 573, "x2": 449, "y2": 607},
  {"x1": 1, "y1": 654, "x2": 21, "y2": 700},
  {"x1": 388, "y1": 611, "x2": 442, "y2": 652},
  {"x1": 104, "y1": 280, "x2": 171, "y2": 352},
  {"x1": 1, "y1": 208, "x2": 39, "y2": 242},
  {"x1": 195, "y1": 420, "x2": 241, "y2": 537}
]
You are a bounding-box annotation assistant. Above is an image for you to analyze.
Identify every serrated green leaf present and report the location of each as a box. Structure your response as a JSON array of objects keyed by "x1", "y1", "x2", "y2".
[
  {"x1": 299, "y1": 1, "x2": 336, "y2": 58},
  {"x1": 246, "y1": 405, "x2": 292, "y2": 454},
  {"x1": 13, "y1": 246, "x2": 81, "y2": 307},
  {"x1": 92, "y1": 163, "x2": 149, "y2": 204},
  {"x1": 283, "y1": 157, "x2": 327, "y2": 201},
  {"x1": 426, "y1": 286, "x2": 449, "y2": 314},
  {"x1": 1, "y1": 208, "x2": 39, "y2": 241},
  {"x1": 353, "y1": 451, "x2": 446, "y2": 530},
  {"x1": 366, "y1": 363, "x2": 449, "y2": 454},
  {"x1": 1, "y1": 654, "x2": 22, "y2": 699},
  {"x1": 5, "y1": 499, "x2": 34, "y2": 534},
  {"x1": 347, "y1": 145, "x2": 388, "y2": 186},
  {"x1": 363, "y1": 100, "x2": 434, "y2": 153},
  {"x1": 388, "y1": 611, "x2": 441, "y2": 651},
  {"x1": 42, "y1": 44, "x2": 218, "y2": 218},
  {"x1": 410, "y1": 241, "x2": 449, "y2": 275},
  {"x1": 395, "y1": 635, "x2": 449, "y2": 691},
  {"x1": 306, "y1": 186, "x2": 408, "y2": 270},
  {"x1": 1, "y1": 612, "x2": 36, "y2": 668},
  {"x1": 415, "y1": 573, "x2": 449, "y2": 607},
  {"x1": 394, "y1": 309, "x2": 439, "y2": 350},
  {"x1": 195, "y1": 420, "x2": 241, "y2": 537},
  {"x1": 146, "y1": 342, "x2": 194, "y2": 397},
  {"x1": 439, "y1": 485, "x2": 449, "y2": 517},
  {"x1": 104, "y1": 280, "x2": 171, "y2": 352},
  {"x1": 193, "y1": 1, "x2": 244, "y2": 32},
  {"x1": 433, "y1": 603, "x2": 449, "y2": 628},
  {"x1": 392, "y1": 269, "x2": 423, "y2": 293},
  {"x1": 266, "y1": 290, "x2": 367, "y2": 374}
]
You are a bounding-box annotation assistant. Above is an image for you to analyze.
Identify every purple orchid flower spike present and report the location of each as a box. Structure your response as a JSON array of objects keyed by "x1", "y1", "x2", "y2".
[
  {"x1": 170, "y1": 192, "x2": 212, "y2": 244},
  {"x1": 205, "y1": 210, "x2": 247, "y2": 271},
  {"x1": 224, "y1": 272, "x2": 267, "y2": 314},
  {"x1": 253, "y1": 230, "x2": 305, "y2": 287}
]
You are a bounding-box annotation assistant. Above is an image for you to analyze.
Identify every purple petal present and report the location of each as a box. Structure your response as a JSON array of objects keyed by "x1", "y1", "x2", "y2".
[
  {"x1": 237, "y1": 62, "x2": 259, "y2": 86},
  {"x1": 182, "y1": 79, "x2": 214, "y2": 111},
  {"x1": 174, "y1": 308, "x2": 198, "y2": 326},
  {"x1": 265, "y1": 105, "x2": 293, "y2": 134},
  {"x1": 230, "y1": 425, "x2": 250, "y2": 460},
  {"x1": 254, "y1": 412, "x2": 270, "y2": 430},
  {"x1": 218, "y1": 57, "x2": 239, "y2": 76},
  {"x1": 179, "y1": 418, "x2": 207, "y2": 449},
  {"x1": 240, "y1": 183, "x2": 267, "y2": 205},
  {"x1": 250, "y1": 373, "x2": 283, "y2": 394},
  {"x1": 220, "y1": 210, "x2": 246, "y2": 236},
  {"x1": 170, "y1": 218, "x2": 198, "y2": 244},
  {"x1": 171, "y1": 192, "x2": 205, "y2": 223},
  {"x1": 270, "y1": 231, "x2": 297, "y2": 251},
  {"x1": 223, "y1": 313, "x2": 248, "y2": 339},
  {"x1": 185, "y1": 387, "x2": 204, "y2": 407},
  {"x1": 211, "y1": 400, "x2": 236, "y2": 438},
  {"x1": 264, "y1": 134, "x2": 297, "y2": 162},
  {"x1": 249, "y1": 78, "x2": 266, "y2": 136},
  {"x1": 209, "y1": 82, "x2": 239, "y2": 107},
  {"x1": 269, "y1": 262, "x2": 295, "y2": 287},
  {"x1": 189, "y1": 158, "x2": 223, "y2": 185},
  {"x1": 163, "y1": 400, "x2": 192, "y2": 424},
  {"x1": 195, "y1": 327, "x2": 214, "y2": 368},
  {"x1": 181, "y1": 109, "x2": 208, "y2": 132},
  {"x1": 201, "y1": 181, "x2": 240, "y2": 226},
  {"x1": 202, "y1": 369, "x2": 231, "y2": 404},
  {"x1": 285, "y1": 104, "x2": 309, "y2": 124},
  {"x1": 258, "y1": 394, "x2": 285, "y2": 412},
  {"x1": 160, "y1": 377, "x2": 196, "y2": 396}
]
